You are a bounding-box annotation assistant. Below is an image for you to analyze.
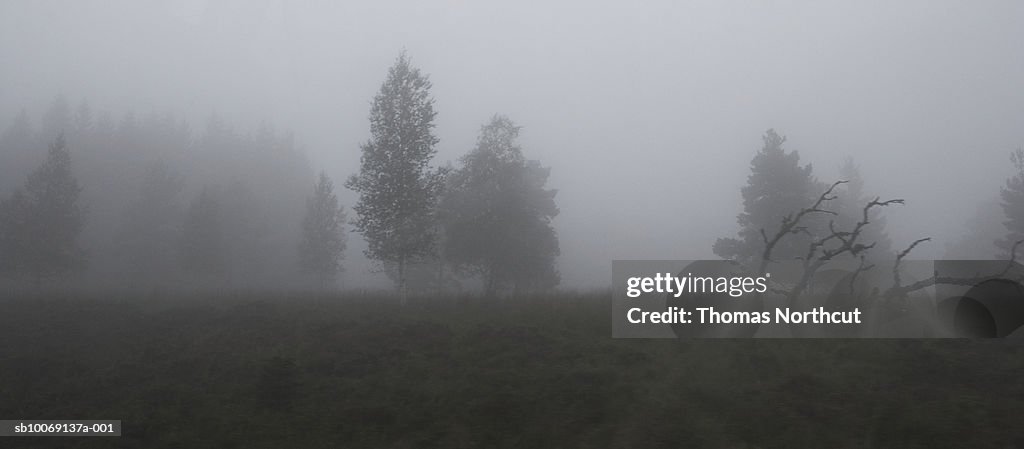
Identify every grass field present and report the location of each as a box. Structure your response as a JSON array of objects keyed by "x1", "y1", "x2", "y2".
[{"x1": 1, "y1": 290, "x2": 1022, "y2": 448}]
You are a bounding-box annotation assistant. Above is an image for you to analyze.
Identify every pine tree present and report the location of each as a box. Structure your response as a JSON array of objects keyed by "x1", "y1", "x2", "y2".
[
  {"x1": 833, "y1": 157, "x2": 892, "y2": 260},
  {"x1": 945, "y1": 199, "x2": 1004, "y2": 260},
  {"x1": 74, "y1": 100, "x2": 93, "y2": 135},
  {"x1": 441, "y1": 115, "x2": 560, "y2": 295},
  {"x1": 0, "y1": 134, "x2": 86, "y2": 285},
  {"x1": 714, "y1": 129, "x2": 825, "y2": 265},
  {"x1": 997, "y1": 148, "x2": 1024, "y2": 256},
  {"x1": 40, "y1": 95, "x2": 71, "y2": 142},
  {"x1": 298, "y1": 172, "x2": 347, "y2": 288},
  {"x1": 346, "y1": 51, "x2": 445, "y2": 297},
  {"x1": 0, "y1": 109, "x2": 36, "y2": 193},
  {"x1": 1, "y1": 109, "x2": 34, "y2": 151},
  {"x1": 116, "y1": 162, "x2": 185, "y2": 283},
  {"x1": 180, "y1": 187, "x2": 225, "y2": 278}
]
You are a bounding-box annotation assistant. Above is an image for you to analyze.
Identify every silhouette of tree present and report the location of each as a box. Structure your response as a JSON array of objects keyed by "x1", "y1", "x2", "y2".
[
  {"x1": 441, "y1": 115, "x2": 560, "y2": 295},
  {"x1": 346, "y1": 51, "x2": 445, "y2": 297},
  {"x1": 997, "y1": 148, "x2": 1024, "y2": 257},
  {"x1": 714, "y1": 129, "x2": 825, "y2": 265},
  {"x1": 0, "y1": 109, "x2": 36, "y2": 193},
  {"x1": 0, "y1": 134, "x2": 86, "y2": 285},
  {"x1": 73, "y1": 100, "x2": 93, "y2": 135},
  {"x1": 298, "y1": 172, "x2": 347, "y2": 289},
  {"x1": 116, "y1": 162, "x2": 185, "y2": 283},
  {"x1": 833, "y1": 157, "x2": 892, "y2": 261},
  {"x1": 180, "y1": 187, "x2": 225, "y2": 278}
]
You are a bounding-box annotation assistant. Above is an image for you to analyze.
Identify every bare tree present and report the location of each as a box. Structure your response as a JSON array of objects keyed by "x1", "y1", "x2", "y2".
[{"x1": 756, "y1": 180, "x2": 1024, "y2": 309}]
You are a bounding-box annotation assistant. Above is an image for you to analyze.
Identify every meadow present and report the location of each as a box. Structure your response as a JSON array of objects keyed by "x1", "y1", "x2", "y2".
[{"x1": 1, "y1": 290, "x2": 1022, "y2": 448}]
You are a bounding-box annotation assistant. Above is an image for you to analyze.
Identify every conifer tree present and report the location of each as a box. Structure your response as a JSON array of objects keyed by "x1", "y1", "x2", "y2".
[
  {"x1": 0, "y1": 134, "x2": 86, "y2": 284},
  {"x1": 299, "y1": 172, "x2": 347, "y2": 288},
  {"x1": 116, "y1": 162, "x2": 185, "y2": 282},
  {"x1": 714, "y1": 129, "x2": 825, "y2": 265},
  {"x1": 180, "y1": 187, "x2": 225, "y2": 278},
  {"x1": 833, "y1": 157, "x2": 892, "y2": 260},
  {"x1": 997, "y1": 148, "x2": 1024, "y2": 256}
]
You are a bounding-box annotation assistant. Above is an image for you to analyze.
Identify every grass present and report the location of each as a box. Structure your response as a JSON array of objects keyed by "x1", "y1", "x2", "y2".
[{"x1": 1, "y1": 290, "x2": 1022, "y2": 448}]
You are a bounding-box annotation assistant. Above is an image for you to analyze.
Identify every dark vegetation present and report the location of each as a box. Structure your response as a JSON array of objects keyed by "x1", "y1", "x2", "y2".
[{"x1": 2, "y1": 291, "x2": 1023, "y2": 448}]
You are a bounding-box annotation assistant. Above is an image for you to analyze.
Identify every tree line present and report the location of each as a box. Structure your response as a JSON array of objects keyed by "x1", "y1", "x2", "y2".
[
  {"x1": 7, "y1": 54, "x2": 1018, "y2": 297},
  {"x1": 0, "y1": 52, "x2": 560, "y2": 296},
  {"x1": 717, "y1": 128, "x2": 1024, "y2": 268},
  {"x1": 714, "y1": 128, "x2": 1024, "y2": 336}
]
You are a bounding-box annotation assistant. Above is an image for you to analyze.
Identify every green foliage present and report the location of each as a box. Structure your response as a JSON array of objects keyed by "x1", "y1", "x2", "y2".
[
  {"x1": 441, "y1": 115, "x2": 560, "y2": 295},
  {"x1": 346, "y1": 51, "x2": 446, "y2": 292},
  {"x1": 298, "y1": 172, "x2": 347, "y2": 287},
  {"x1": 0, "y1": 134, "x2": 86, "y2": 282}
]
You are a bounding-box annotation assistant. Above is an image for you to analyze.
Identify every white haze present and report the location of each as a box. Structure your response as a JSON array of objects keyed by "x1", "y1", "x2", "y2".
[{"x1": 2, "y1": 0, "x2": 1023, "y2": 288}]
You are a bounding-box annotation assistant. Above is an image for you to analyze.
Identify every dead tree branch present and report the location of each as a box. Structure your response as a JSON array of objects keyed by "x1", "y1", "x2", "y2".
[
  {"x1": 892, "y1": 237, "x2": 931, "y2": 289},
  {"x1": 756, "y1": 179, "x2": 904, "y2": 306},
  {"x1": 757, "y1": 177, "x2": 1024, "y2": 307},
  {"x1": 782, "y1": 195, "x2": 902, "y2": 304},
  {"x1": 847, "y1": 255, "x2": 875, "y2": 294},
  {"x1": 883, "y1": 239, "x2": 1024, "y2": 300},
  {"x1": 758, "y1": 180, "x2": 844, "y2": 274}
]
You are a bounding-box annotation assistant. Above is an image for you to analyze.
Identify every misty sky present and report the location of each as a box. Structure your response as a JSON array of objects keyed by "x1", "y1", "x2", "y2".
[{"x1": 2, "y1": 0, "x2": 1023, "y2": 288}]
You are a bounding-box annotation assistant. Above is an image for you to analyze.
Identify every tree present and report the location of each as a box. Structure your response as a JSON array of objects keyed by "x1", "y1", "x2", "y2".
[
  {"x1": 115, "y1": 162, "x2": 185, "y2": 283},
  {"x1": 298, "y1": 172, "x2": 347, "y2": 288},
  {"x1": 180, "y1": 187, "x2": 225, "y2": 278},
  {"x1": 346, "y1": 51, "x2": 445, "y2": 297},
  {"x1": 833, "y1": 157, "x2": 892, "y2": 261},
  {"x1": 441, "y1": 115, "x2": 560, "y2": 295},
  {"x1": 74, "y1": 100, "x2": 93, "y2": 135},
  {"x1": 40, "y1": 95, "x2": 71, "y2": 142},
  {"x1": 997, "y1": 148, "x2": 1024, "y2": 257},
  {"x1": 944, "y1": 199, "x2": 1004, "y2": 260},
  {"x1": 1, "y1": 109, "x2": 33, "y2": 147},
  {"x1": 0, "y1": 109, "x2": 36, "y2": 193},
  {"x1": 218, "y1": 180, "x2": 270, "y2": 285},
  {"x1": 757, "y1": 178, "x2": 1024, "y2": 311},
  {"x1": 714, "y1": 129, "x2": 825, "y2": 265},
  {"x1": 0, "y1": 134, "x2": 86, "y2": 285}
]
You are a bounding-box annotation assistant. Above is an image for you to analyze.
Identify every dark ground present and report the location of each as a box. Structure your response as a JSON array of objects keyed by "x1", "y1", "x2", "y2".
[{"x1": 1, "y1": 291, "x2": 1022, "y2": 448}]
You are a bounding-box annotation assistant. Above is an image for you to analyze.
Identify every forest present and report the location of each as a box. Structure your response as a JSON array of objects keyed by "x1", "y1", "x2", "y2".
[
  {"x1": 0, "y1": 53, "x2": 561, "y2": 297},
  {"x1": 3, "y1": 52, "x2": 1023, "y2": 299}
]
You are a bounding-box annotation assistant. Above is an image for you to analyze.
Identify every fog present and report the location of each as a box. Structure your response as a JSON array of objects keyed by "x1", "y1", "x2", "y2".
[{"x1": 2, "y1": 0, "x2": 1023, "y2": 289}]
